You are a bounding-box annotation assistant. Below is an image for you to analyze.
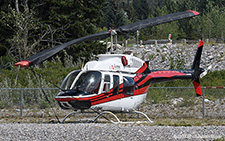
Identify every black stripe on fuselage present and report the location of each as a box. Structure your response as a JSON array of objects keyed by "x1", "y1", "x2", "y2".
[{"x1": 90, "y1": 88, "x2": 123, "y2": 103}]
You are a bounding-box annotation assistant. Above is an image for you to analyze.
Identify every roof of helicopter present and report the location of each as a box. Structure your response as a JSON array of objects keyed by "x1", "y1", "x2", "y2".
[{"x1": 82, "y1": 53, "x2": 145, "y2": 73}]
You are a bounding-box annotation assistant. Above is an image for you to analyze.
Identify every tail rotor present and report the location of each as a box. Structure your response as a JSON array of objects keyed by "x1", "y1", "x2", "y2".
[
  {"x1": 192, "y1": 39, "x2": 204, "y2": 96},
  {"x1": 200, "y1": 65, "x2": 212, "y2": 78}
]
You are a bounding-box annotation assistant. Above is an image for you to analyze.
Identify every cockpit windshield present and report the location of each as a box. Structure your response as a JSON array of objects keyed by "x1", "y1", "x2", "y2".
[
  {"x1": 61, "y1": 70, "x2": 102, "y2": 94},
  {"x1": 74, "y1": 71, "x2": 102, "y2": 94}
]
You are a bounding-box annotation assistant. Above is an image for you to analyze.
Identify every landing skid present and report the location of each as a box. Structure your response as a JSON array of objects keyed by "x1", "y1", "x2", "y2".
[
  {"x1": 92, "y1": 110, "x2": 153, "y2": 124},
  {"x1": 60, "y1": 110, "x2": 153, "y2": 124}
]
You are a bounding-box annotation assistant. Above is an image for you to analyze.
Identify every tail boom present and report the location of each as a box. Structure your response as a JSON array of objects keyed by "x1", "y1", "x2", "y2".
[{"x1": 137, "y1": 39, "x2": 205, "y2": 96}]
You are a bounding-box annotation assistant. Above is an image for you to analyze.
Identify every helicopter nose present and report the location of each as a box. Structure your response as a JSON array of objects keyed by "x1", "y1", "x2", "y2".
[
  {"x1": 68, "y1": 100, "x2": 91, "y2": 109},
  {"x1": 56, "y1": 91, "x2": 91, "y2": 110}
]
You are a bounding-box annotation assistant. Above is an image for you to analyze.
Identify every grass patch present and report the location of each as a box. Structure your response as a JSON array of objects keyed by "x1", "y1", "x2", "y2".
[{"x1": 0, "y1": 109, "x2": 224, "y2": 126}]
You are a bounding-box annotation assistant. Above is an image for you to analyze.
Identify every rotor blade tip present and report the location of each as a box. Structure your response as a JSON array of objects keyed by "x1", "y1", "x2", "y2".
[
  {"x1": 186, "y1": 10, "x2": 200, "y2": 15},
  {"x1": 198, "y1": 40, "x2": 204, "y2": 48},
  {"x1": 15, "y1": 60, "x2": 31, "y2": 68}
]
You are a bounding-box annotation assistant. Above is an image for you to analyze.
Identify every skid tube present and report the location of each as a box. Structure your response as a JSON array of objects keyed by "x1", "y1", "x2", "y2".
[
  {"x1": 92, "y1": 110, "x2": 153, "y2": 124},
  {"x1": 60, "y1": 109, "x2": 153, "y2": 124}
]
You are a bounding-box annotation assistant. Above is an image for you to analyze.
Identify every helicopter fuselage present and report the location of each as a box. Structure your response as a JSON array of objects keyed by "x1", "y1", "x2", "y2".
[
  {"x1": 55, "y1": 53, "x2": 194, "y2": 112},
  {"x1": 55, "y1": 54, "x2": 149, "y2": 112}
]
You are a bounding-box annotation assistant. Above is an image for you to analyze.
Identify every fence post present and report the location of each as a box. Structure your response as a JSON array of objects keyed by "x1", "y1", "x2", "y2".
[
  {"x1": 137, "y1": 106, "x2": 140, "y2": 119},
  {"x1": 202, "y1": 88, "x2": 205, "y2": 119},
  {"x1": 155, "y1": 40, "x2": 158, "y2": 46},
  {"x1": 20, "y1": 88, "x2": 23, "y2": 117}
]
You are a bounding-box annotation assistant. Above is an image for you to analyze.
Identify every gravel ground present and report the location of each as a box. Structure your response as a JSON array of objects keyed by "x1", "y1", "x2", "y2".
[{"x1": 0, "y1": 123, "x2": 224, "y2": 141}]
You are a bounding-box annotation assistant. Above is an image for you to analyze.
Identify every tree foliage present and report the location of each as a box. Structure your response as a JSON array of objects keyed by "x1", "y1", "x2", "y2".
[
  {"x1": 101, "y1": 0, "x2": 130, "y2": 28},
  {"x1": 0, "y1": 0, "x2": 225, "y2": 82},
  {"x1": 0, "y1": 0, "x2": 106, "y2": 67}
]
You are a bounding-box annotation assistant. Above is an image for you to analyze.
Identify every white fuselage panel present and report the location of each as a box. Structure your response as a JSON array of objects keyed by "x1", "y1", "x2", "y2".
[
  {"x1": 82, "y1": 54, "x2": 144, "y2": 73},
  {"x1": 91, "y1": 93, "x2": 147, "y2": 112}
]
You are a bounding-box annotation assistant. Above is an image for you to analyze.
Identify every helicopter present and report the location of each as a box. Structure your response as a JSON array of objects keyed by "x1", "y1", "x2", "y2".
[{"x1": 15, "y1": 10, "x2": 205, "y2": 123}]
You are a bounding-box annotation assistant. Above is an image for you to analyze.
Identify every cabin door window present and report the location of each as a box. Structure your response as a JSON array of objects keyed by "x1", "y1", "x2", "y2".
[
  {"x1": 123, "y1": 77, "x2": 135, "y2": 95},
  {"x1": 113, "y1": 75, "x2": 119, "y2": 95},
  {"x1": 103, "y1": 74, "x2": 110, "y2": 92}
]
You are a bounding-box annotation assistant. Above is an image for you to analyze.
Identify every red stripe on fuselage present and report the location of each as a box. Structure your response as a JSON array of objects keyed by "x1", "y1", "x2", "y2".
[
  {"x1": 56, "y1": 70, "x2": 188, "y2": 106},
  {"x1": 150, "y1": 70, "x2": 187, "y2": 77},
  {"x1": 133, "y1": 85, "x2": 150, "y2": 95},
  {"x1": 137, "y1": 70, "x2": 187, "y2": 86},
  {"x1": 56, "y1": 84, "x2": 150, "y2": 106},
  {"x1": 91, "y1": 86, "x2": 149, "y2": 106},
  {"x1": 134, "y1": 73, "x2": 143, "y2": 82},
  {"x1": 136, "y1": 63, "x2": 147, "y2": 73},
  {"x1": 137, "y1": 74, "x2": 153, "y2": 86}
]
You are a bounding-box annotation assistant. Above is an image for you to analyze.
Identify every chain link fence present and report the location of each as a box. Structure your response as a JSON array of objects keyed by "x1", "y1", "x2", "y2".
[
  {"x1": 145, "y1": 87, "x2": 225, "y2": 119},
  {"x1": 0, "y1": 87, "x2": 224, "y2": 119}
]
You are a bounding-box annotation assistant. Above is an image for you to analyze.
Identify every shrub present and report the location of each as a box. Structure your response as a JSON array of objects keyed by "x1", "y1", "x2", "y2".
[
  {"x1": 0, "y1": 101, "x2": 5, "y2": 109},
  {"x1": 39, "y1": 100, "x2": 49, "y2": 109}
]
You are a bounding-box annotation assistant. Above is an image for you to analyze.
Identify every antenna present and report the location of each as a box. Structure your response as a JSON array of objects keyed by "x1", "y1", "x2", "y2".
[
  {"x1": 106, "y1": 38, "x2": 108, "y2": 53},
  {"x1": 109, "y1": 29, "x2": 117, "y2": 53},
  {"x1": 137, "y1": 30, "x2": 139, "y2": 47}
]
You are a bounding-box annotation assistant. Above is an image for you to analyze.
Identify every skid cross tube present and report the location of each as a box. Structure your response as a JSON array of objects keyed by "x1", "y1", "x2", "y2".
[
  {"x1": 60, "y1": 110, "x2": 153, "y2": 124},
  {"x1": 93, "y1": 110, "x2": 153, "y2": 124},
  {"x1": 93, "y1": 111, "x2": 121, "y2": 123},
  {"x1": 61, "y1": 110, "x2": 95, "y2": 123}
]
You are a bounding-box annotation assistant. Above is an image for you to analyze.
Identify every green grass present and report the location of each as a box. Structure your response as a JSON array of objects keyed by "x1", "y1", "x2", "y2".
[{"x1": 0, "y1": 113, "x2": 224, "y2": 125}]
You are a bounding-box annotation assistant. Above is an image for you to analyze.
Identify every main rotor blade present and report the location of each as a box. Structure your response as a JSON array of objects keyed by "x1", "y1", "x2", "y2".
[
  {"x1": 116, "y1": 10, "x2": 199, "y2": 34},
  {"x1": 15, "y1": 31, "x2": 110, "y2": 67},
  {"x1": 15, "y1": 10, "x2": 199, "y2": 68}
]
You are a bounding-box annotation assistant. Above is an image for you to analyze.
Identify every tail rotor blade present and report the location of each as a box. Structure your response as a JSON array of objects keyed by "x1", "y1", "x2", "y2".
[
  {"x1": 200, "y1": 65, "x2": 212, "y2": 78},
  {"x1": 193, "y1": 78, "x2": 202, "y2": 96},
  {"x1": 192, "y1": 39, "x2": 205, "y2": 96}
]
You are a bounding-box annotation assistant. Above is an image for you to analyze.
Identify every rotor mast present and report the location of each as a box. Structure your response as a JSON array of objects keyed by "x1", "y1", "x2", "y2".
[{"x1": 109, "y1": 29, "x2": 117, "y2": 53}]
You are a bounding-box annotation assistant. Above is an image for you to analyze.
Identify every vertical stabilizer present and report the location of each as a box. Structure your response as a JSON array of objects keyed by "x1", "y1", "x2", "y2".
[
  {"x1": 192, "y1": 39, "x2": 204, "y2": 96},
  {"x1": 192, "y1": 39, "x2": 204, "y2": 70}
]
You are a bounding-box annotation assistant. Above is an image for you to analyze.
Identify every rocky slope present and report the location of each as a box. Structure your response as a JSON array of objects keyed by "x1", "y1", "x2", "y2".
[{"x1": 116, "y1": 43, "x2": 225, "y2": 71}]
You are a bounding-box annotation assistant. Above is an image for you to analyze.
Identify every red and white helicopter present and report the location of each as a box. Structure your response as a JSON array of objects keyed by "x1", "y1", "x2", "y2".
[{"x1": 15, "y1": 10, "x2": 205, "y2": 123}]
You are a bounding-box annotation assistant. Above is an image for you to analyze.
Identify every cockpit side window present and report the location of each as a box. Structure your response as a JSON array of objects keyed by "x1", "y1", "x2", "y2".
[
  {"x1": 60, "y1": 70, "x2": 81, "y2": 90},
  {"x1": 113, "y1": 75, "x2": 119, "y2": 95},
  {"x1": 123, "y1": 77, "x2": 135, "y2": 95},
  {"x1": 103, "y1": 75, "x2": 110, "y2": 92}
]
